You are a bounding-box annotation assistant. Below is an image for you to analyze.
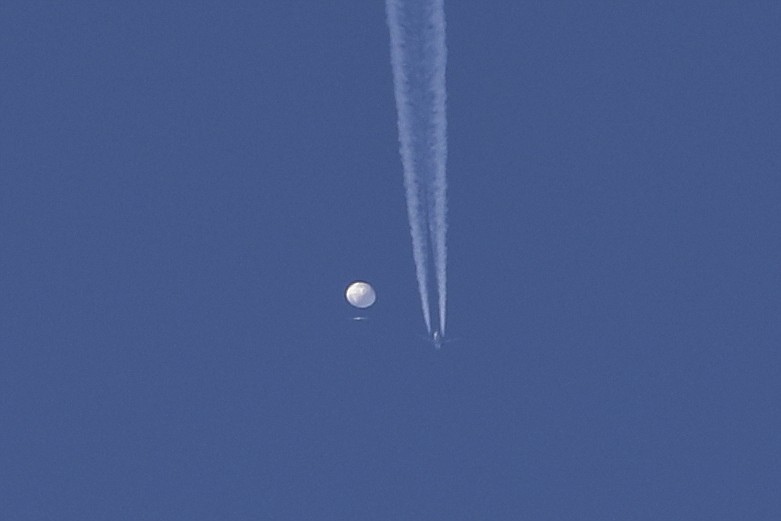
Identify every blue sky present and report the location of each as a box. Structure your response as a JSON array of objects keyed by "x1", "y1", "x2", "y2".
[{"x1": 2, "y1": 2, "x2": 779, "y2": 519}]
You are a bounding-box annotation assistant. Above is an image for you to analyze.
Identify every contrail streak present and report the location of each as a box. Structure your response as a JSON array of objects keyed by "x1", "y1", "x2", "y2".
[{"x1": 386, "y1": 0, "x2": 448, "y2": 336}]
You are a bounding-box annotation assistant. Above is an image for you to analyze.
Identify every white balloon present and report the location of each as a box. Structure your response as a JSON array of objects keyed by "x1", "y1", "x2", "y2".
[{"x1": 345, "y1": 281, "x2": 376, "y2": 309}]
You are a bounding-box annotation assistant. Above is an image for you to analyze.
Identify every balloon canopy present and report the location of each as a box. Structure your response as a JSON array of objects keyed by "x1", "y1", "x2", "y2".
[{"x1": 345, "y1": 281, "x2": 376, "y2": 309}]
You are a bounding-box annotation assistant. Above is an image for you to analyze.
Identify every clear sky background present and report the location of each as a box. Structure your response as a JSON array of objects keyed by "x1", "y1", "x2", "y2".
[{"x1": 2, "y1": 2, "x2": 779, "y2": 520}]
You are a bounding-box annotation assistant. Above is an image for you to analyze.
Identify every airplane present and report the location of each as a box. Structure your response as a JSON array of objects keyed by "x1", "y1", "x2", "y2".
[
  {"x1": 431, "y1": 330, "x2": 448, "y2": 350},
  {"x1": 419, "y1": 330, "x2": 456, "y2": 349}
]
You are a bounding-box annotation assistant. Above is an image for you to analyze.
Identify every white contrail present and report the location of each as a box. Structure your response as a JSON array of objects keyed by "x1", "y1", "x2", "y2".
[
  {"x1": 386, "y1": 0, "x2": 448, "y2": 336},
  {"x1": 427, "y1": 1, "x2": 447, "y2": 336}
]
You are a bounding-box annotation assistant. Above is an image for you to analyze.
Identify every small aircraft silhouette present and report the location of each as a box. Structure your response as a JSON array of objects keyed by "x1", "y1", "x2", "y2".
[
  {"x1": 419, "y1": 331, "x2": 456, "y2": 349},
  {"x1": 432, "y1": 330, "x2": 458, "y2": 350}
]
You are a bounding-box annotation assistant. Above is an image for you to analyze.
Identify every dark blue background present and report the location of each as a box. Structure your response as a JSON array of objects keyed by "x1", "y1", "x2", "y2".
[{"x1": 2, "y1": 2, "x2": 779, "y2": 519}]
